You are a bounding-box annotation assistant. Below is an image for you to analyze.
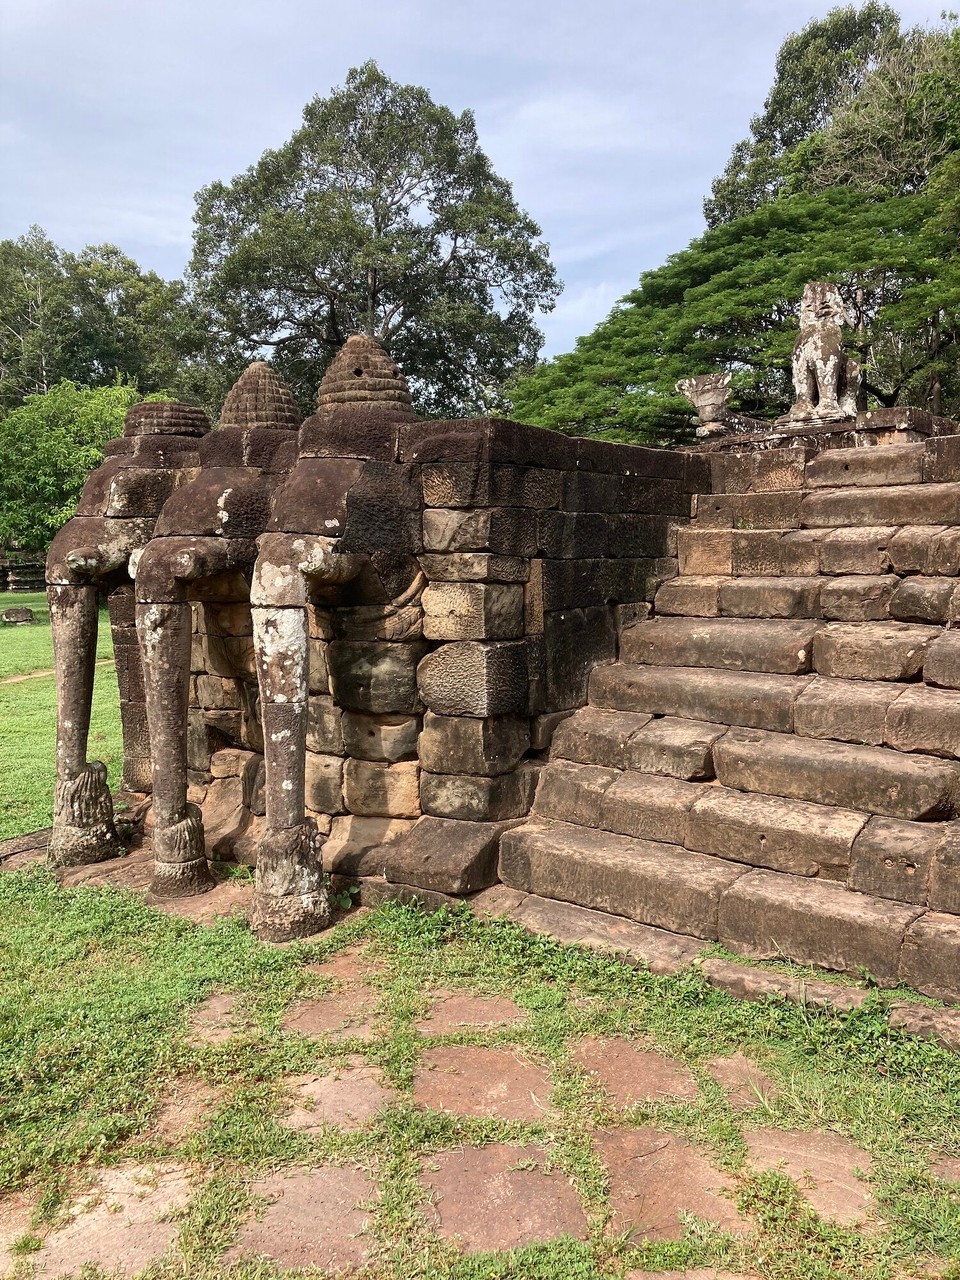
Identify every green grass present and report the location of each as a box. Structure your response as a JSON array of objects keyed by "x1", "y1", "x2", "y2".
[
  {"x1": 0, "y1": 879, "x2": 957, "y2": 1280},
  {"x1": 0, "y1": 591, "x2": 121, "y2": 839},
  {"x1": 0, "y1": 591, "x2": 114, "y2": 680}
]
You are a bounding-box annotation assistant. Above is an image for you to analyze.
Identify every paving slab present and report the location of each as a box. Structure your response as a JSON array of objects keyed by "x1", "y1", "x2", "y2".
[
  {"x1": 596, "y1": 1128, "x2": 745, "y2": 1240},
  {"x1": 34, "y1": 1164, "x2": 192, "y2": 1277},
  {"x1": 303, "y1": 945, "x2": 382, "y2": 982},
  {"x1": 743, "y1": 1128, "x2": 874, "y2": 1225},
  {"x1": 187, "y1": 993, "x2": 248, "y2": 1046},
  {"x1": 707, "y1": 1053, "x2": 777, "y2": 1111},
  {"x1": 283, "y1": 1061, "x2": 395, "y2": 1131},
  {"x1": 225, "y1": 1166, "x2": 374, "y2": 1271},
  {"x1": 415, "y1": 989, "x2": 523, "y2": 1034},
  {"x1": 421, "y1": 1143, "x2": 587, "y2": 1252},
  {"x1": 574, "y1": 1036, "x2": 699, "y2": 1106},
  {"x1": 282, "y1": 989, "x2": 377, "y2": 1041},
  {"x1": 153, "y1": 1080, "x2": 220, "y2": 1142},
  {"x1": 627, "y1": 1271, "x2": 758, "y2": 1280},
  {"x1": 931, "y1": 1155, "x2": 960, "y2": 1182},
  {"x1": 414, "y1": 1045, "x2": 552, "y2": 1120}
]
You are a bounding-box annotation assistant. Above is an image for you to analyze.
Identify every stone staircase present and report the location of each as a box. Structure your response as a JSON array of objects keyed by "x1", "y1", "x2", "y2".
[{"x1": 500, "y1": 437, "x2": 960, "y2": 1004}]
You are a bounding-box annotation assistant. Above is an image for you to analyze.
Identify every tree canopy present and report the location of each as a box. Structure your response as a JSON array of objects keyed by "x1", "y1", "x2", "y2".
[{"x1": 189, "y1": 62, "x2": 560, "y2": 418}]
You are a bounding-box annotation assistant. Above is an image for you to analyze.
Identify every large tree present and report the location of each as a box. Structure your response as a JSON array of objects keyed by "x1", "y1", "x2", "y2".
[{"x1": 189, "y1": 61, "x2": 560, "y2": 417}]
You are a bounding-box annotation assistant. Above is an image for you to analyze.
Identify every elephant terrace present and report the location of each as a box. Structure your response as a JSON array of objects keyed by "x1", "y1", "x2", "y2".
[{"x1": 32, "y1": 307, "x2": 960, "y2": 1024}]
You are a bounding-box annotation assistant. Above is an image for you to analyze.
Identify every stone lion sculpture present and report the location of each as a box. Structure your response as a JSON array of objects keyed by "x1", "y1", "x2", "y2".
[{"x1": 785, "y1": 282, "x2": 861, "y2": 422}]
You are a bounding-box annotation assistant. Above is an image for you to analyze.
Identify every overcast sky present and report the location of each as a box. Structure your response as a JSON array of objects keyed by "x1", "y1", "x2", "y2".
[{"x1": 0, "y1": 0, "x2": 947, "y2": 357}]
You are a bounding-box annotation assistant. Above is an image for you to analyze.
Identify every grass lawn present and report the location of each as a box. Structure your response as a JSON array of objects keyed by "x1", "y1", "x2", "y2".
[
  {"x1": 0, "y1": 881, "x2": 957, "y2": 1278},
  {"x1": 0, "y1": 592, "x2": 121, "y2": 839}
]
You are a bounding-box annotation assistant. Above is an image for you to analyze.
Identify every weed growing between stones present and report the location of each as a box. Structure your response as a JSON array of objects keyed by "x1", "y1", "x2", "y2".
[{"x1": 0, "y1": 868, "x2": 958, "y2": 1279}]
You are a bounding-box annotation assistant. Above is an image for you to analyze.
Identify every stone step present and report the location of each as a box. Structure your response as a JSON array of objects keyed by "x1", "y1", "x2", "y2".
[
  {"x1": 801, "y1": 482, "x2": 960, "y2": 529},
  {"x1": 804, "y1": 443, "x2": 926, "y2": 490},
  {"x1": 678, "y1": 525, "x2": 960, "y2": 578},
  {"x1": 590, "y1": 664, "x2": 810, "y2": 733},
  {"x1": 812, "y1": 621, "x2": 940, "y2": 681},
  {"x1": 656, "y1": 574, "x2": 925, "y2": 623},
  {"x1": 550, "y1": 707, "x2": 722, "y2": 778},
  {"x1": 714, "y1": 727, "x2": 960, "y2": 820},
  {"x1": 621, "y1": 617, "x2": 819, "y2": 675},
  {"x1": 498, "y1": 819, "x2": 936, "y2": 990}
]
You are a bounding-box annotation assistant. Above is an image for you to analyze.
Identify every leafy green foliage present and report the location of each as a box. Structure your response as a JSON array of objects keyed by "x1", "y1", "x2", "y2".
[
  {"x1": 189, "y1": 61, "x2": 561, "y2": 417},
  {"x1": 511, "y1": 186, "x2": 960, "y2": 440},
  {"x1": 0, "y1": 380, "x2": 175, "y2": 553}
]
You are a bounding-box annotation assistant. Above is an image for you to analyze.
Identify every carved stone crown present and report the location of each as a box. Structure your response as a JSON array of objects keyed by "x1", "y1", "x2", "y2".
[
  {"x1": 315, "y1": 335, "x2": 416, "y2": 418},
  {"x1": 219, "y1": 361, "x2": 301, "y2": 431},
  {"x1": 124, "y1": 402, "x2": 210, "y2": 438}
]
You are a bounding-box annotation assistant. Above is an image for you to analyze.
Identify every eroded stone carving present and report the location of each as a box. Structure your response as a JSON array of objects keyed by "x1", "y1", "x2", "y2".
[
  {"x1": 676, "y1": 373, "x2": 732, "y2": 437},
  {"x1": 782, "y1": 282, "x2": 862, "y2": 423}
]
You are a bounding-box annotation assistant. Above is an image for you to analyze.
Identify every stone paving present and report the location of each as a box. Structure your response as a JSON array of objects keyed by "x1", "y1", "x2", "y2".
[{"x1": 1, "y1": 936, "x2": 954, "y2": 1280}]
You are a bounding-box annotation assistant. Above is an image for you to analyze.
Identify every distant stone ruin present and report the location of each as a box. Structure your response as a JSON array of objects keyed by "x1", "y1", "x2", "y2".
[{"x1": 43, "y1": 313, "x2": 960, "y2": 1013}]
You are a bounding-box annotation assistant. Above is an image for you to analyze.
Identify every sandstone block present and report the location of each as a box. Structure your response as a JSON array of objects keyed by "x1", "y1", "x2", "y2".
[
  {"x1": 341, "y1": 712, "x2": 419, "y2": 762},
  {"x1": 307, "y1": 695, "x2": 345, "y2": 755},
  {"x1": 543, "y1": 607, "x2": 617, "y2": 709},
  {"x1": 344, "y1": 759, "x2": 420, "y2": 818},
  {"x1": 818, "y1": 527, "x2": 896, "y2": 575},
  {"x1": 924, "y1": 632, "x2": 960, "y2": 690},
  {"x1": 686, "y1": 787, "x2": 866, "y2": 877},
  {"x1": 888, "y1": 525, "x2": 945, "y2": 575},
  {"x1": 308, "y1": 638, "x2": 330, "y2": 695},
  {"x1": 777, "y1": 529, "x2": 825, "y2": 575},
  {"x1": 379, "y1": 816, "x2": 516, "y2": 895},
  {"x1": 710, "y1": 448, "x2": 807, "y2": 494},
  {"x1": 700, "y1": 490, "x2": 802, "y2": 530},
  {"x1": 730, "y1": 530, "x2": 784, "y2": 575},
  {"x1": 714, "y1": 726, "x2": 960, "y2": 820},
  {"x1": 795, "y1": 677, "x2": 904, "y2": 746},
  {"x1": 655, "y1": 577, "x2": 722, "y2": 617},
  {"x1": 590, "y1": 665, "x2": 807, "y2": 733},
  {"x1": 418, "y1": 711, "x2": 530, "y2": 776},
  {"x1": 623, "y1": 716, "x2": 725, "y2": 780},
  {"x1": 600, "y1": 772, "x2": 700, "y2": 844},
  {"x1": 719, "y1": 576, "x2": 821, "y2": 619},
  {"x1": 328, "y1": 641, "x2": 426, "y2": 714},
  {"x1": 340, "y1": 461, "x2": 423, "y2": 554},
  {"x1": 927, "y1": 527, "x2": 960, "y2": 576},
  {"x1": 421, "y1": 581, "x2": 524, "y2": 641},
  {"x1": 718, "y1": 869, "x2": 923, "y2": 985},
  {"x1": 805, "y1": 443, "x2": 924, "y2": 489},
  {"x1": 899, "y1": 912, "x2": 960, "y2": 1003},
  {"x1": 928, "y1": 825, "x2": 960, "y2": 914},
  {"x1": 322, "y1": 814, "x2": 415, "y2": 876},
  {"x1": 885, "y1": 684, "x2": 960, "y2": 758},
  {"x1": 848, "y1": 815, "x2": 942, "y2": 904},
  {"x1": 612, "y1": 514, "x2": 678, "y2": 558},
  {"x1": 550, "y1": 707, "x2": 653, "y2": 768},
  {"x1": 890, "y1": 577, "x2": 960, "y2": 624},
  {"x1": 529, "y1": 710, "x2": 574, "y2": 752},
  {"x1": 803, "y1": 482, "x2": 960, "y2": 528},
  {"x1": 820, "y1": 575, "x2": 897, "y2": 622},
  {"x1": 536, "y1": 511, "x2": 608, "y2": 559},
  {"x1": 420, "y1": 765, "x2": 537, "y2": 821},
  {"x1": 813, "y1": 622, "x2": 939, "y2": 681},
  {"x1": 305, "y1": 752, "x2": 345, "y2": 814},
  {"x1": 621, "y1": 617, "x2": 819, "y2": 675},
  {"x1": 677, "y1": 529, "x2": 732, "y2": 576},
  {"x1": 417, "y1": 640, "x2": 530, "y2": 717},
  {"x1": 922, "y1": 434, "x2": 960, "y2": 482},
  {"x1": 418, "y1": 553, "x2": 529, "y2": 582},
  {"x1": 422, "y1": 507, "x2": 536, "y2": 556},
  {"x1": 533, "y1": 760, "x2": 618, "y2": 826}
]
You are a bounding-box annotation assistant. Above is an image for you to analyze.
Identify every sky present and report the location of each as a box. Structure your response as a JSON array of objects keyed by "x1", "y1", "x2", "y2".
[{"x1": 0, "y1": 0, "x2": 948, "y2": 358}]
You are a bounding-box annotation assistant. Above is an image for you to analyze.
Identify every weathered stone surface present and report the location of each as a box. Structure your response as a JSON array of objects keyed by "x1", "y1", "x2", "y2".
[
  {"x1": 656, "y1": 576, "x2": 722, "y2": 617},
  {"x1": 622, "y1": 617, "x2": 819, "y2": 676},
  {"x1": 686, "y1": 787, "x2": 865, "y2": 877},
  {"x1": 805, "y1": 442, "x2": 924, "y2": 488},
  {"x1": 889, "y1": 576, "x2": 960, "y2": 624},
  {"x1": 550, "y1": 706, "x2": 652, "y2": 768},
  {"x1": 820, "y1": 574, "x2": 897, "y2": 621},
  {"x1": 885, "y1": 684, "x2": 960, "y2": 758},
  {"x1": 731, "y1": 529, "x2": 788, "y2": 576},
  {"x1": 282, "y1": 989, "x2": 377, "y2": 1040},
  {"x1": 715, "y1": 726, "x2": 960, "y2": 820},
  {"x1": 574, "y1": 1037, "x2": 698, "y2": 1104},
  {"x1": 888, "y1": 524, "x2": 946, "y2": 574},
  {"x1": 418, "y1": 552, "x2": 529, "y2": 582},
  {"x1": 778, "y1": 529, "x2": 825, "y2": 575},
  {"x1": 341, "y1": 711, "x2": 419, "y2": 762},
  {"x1": 421, "y1": 1144, "x2": 586, "y2": 1252},
  {"x1": 322, "y1": 814, "x2": 415, "y2": 876},
  {"x1": 818, "y1": 527, "x2": 896, "y2": 575},
  {"x1": 542, "y1": 606, "x2": 618, "y2": 708},
  {"x1": 803, "y1": 482, "x2": 960, "y2": 528},
  {"x1": 601, "y1": 772, "x2": 700, "y2": 844},
  {"x1": 929, "y1": 825, "x2": 960, "y2": 914},
  {"x1": 417, "y1": 640, "x2": 530, "y2": 716},
  {"x1": 416, "y1": 990, "x2": 522, "y2": 1033},
  {"x1": 596, "y1": 1128, "x2": 745, "y2": 1241},
  {"x1": 413, "y1": 1045, "x2": 552, "y2": 1120},
  {"x1": 707, "y1": 1052, "x2": 776, "y2": 1111},
  {"x1": 890, "y1": 1003, "x2": 960, "y2": 1052},
  {"x1": 590, "y1": 664, "x2": 808, "y2": 733},
  {"x1": 423, "y1": 507, "x2": 536, "y2": 556},
  {"x1": 344, "y1": 758, "x2": 420, "y2": 818},
  {"x1": 677, "y1": 528, "x2": 733, "y2": 576},
  {"x1": 623, "y1": 716, "x2": 726, "y2": 780},
  {"x1": 718, "y1": 869, "x2": 923, "y2": 984},
  {"x1": 697, "y1": 489, "x2": 802, "y2": 530},
  {"x1": 899, "y1": 911, "x2": 960, "y2": 1003},
  {"x1": 418, "y1": 711, "x2": 530, "y2": 776},
  {"x1": 188, "y1": 993, "x2": 249, "y2": 1046},
  {"x1": 743, "y1": 1129, "x2": 874, "y2": 1225},
  {"x1": 813, "y1": 622, "x2": 940, "y2": 681},
  {"x1": 306, "y1": 694, "x2": 344, "y2": 754},
  {"x1": 924, "y1": 631, "x2": 960, "y2": 690},
  {"x1": 420, "y1": 765, "x2": 536, "y2": 821},
  {"x1": 847, "y1": 815, "x2": 941, "y2": 904},
  {"x1": 795, "y1": 677, "x2": 904, "y2": 746},
  {"x1": 304, "y1": 753, "x2": 345, "y2": 814},
  {"x1": 699, "y1": 957, "x2": 870, "y2": 1012},
  {"x1": 534, "y1": 760, "x2": 617, "y2": 826},
  {"x1": 328, "y1": 640, "x2": 426, "y2": 714},
  {"x1": 499, "y1": 820, "x2": 746, "y2": 939},
  {"x1": 719, "y1": 576, "x2": 821, "y2": 620},
  {"x1": 506, "y1": 894, "x2": 704, "y2": 973},
  {"x1": 226, "y1": 1167, "x2": 374, "y2": 1271},
  {"x1": 710, "y1": 447, "x2": 807, "y2": 494},
  {"x1": 421, "y1": 581, "x2": 525, "y2": 641},
  {"x1": 283, "y1": 1063, "x2": 395, "y2": 1131},
  {"x1": 379, "y1": 815, "x2": 511, "y2": 894}
]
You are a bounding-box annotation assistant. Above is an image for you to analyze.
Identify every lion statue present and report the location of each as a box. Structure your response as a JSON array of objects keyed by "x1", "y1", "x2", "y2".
[{"x1": 784, "y1": 282, "x2": 862, "y2": 422}]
